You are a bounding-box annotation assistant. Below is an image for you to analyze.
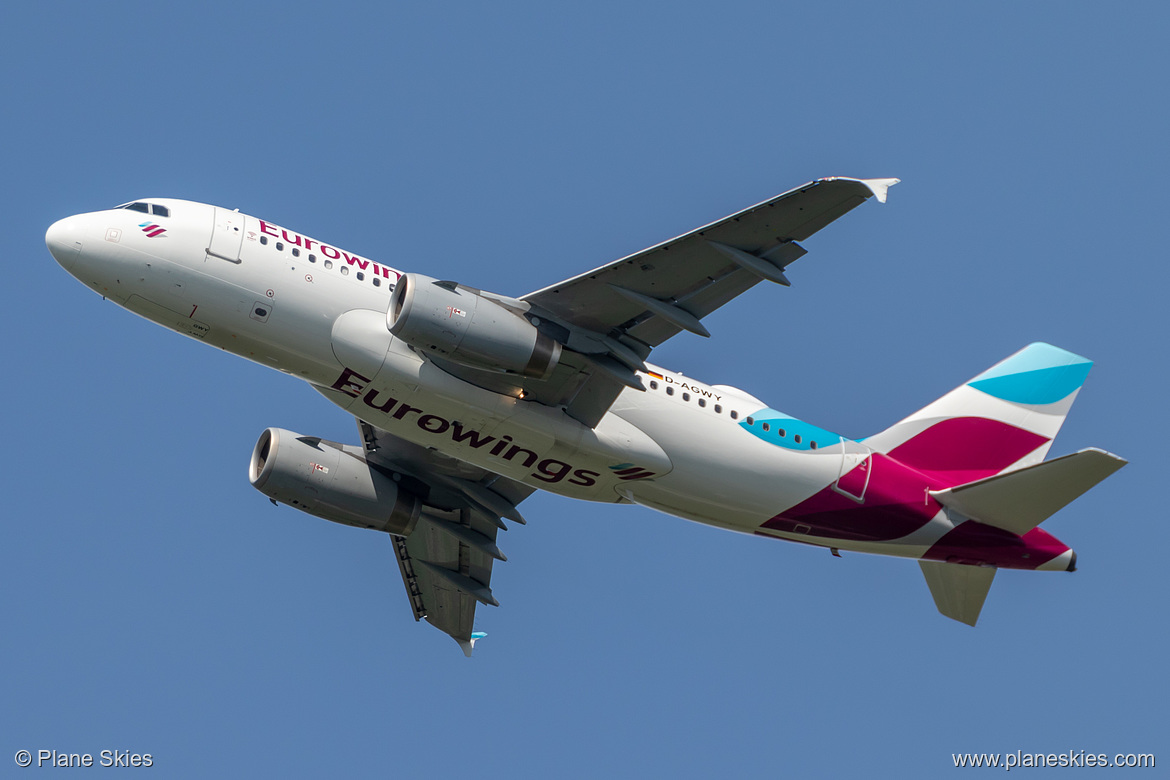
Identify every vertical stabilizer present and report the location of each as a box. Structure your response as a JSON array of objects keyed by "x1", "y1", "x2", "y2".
[{"x1": 865, "y1": 344, "x2": 1093, "y2": 485}]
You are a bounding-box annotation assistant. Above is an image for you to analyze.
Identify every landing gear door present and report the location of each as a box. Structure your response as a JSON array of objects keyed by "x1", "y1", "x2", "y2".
[
  {"x1": 208, "y1": 207, "x2": 244, "y2": 263},
  {"x1": 832, "y1": 438, "x2": 872, "y2": 503}
]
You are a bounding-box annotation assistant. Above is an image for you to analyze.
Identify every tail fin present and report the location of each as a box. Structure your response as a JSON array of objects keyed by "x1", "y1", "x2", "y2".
[{"x1": 864, "y1": 343, "x2": 1093, "y2": 486}]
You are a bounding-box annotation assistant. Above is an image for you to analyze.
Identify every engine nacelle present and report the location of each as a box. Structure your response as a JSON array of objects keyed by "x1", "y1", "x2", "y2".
[
  {"x1": 249, "y1": 427, "x2": 421, "y2": 536},
  {"x1": 387, "y1": 272, "x2": 561, "y2": 379}
]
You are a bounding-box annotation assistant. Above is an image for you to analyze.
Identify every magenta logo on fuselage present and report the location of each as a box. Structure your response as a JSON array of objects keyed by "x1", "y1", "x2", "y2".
[{"x1": 139, "y1": 222, "x2": 166, "y2": 238}]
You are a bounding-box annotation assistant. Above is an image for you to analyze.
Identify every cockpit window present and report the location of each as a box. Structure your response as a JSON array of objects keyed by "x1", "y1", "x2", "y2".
[{"x1": 115, "y1": 202, "x2": 169, "y2": 217}]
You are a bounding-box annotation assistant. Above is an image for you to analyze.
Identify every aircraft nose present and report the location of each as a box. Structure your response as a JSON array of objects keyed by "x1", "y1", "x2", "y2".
[{"x1": 46, "y1": 216, "x2": 84, "y2": 272}]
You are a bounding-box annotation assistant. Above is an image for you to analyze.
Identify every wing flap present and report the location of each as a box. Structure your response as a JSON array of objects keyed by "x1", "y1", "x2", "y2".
[{"x1": 930, "y1": 448, "x2": 1127, "y2": 536}]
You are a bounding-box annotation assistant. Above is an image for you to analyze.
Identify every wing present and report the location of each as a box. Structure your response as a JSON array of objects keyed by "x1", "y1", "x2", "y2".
[
  {"x1": 431, "y1": 177, "x2": 896, "y2": 427},
  {"x1": 523, "y1": 176, "x2": 898, "y2": 347},
  {"x1": 357, "y1": 420, "x2": 535, "y2": 656}
]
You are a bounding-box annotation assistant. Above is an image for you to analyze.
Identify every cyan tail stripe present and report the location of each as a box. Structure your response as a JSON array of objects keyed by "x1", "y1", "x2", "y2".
[{"x1": 967, "y1": 343, "x2": 1092, "y2": 405}]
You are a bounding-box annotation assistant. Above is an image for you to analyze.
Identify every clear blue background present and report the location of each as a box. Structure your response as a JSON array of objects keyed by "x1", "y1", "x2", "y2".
[{"x1": 3, "y1": 2, "x2": 1165, "y2": 777}]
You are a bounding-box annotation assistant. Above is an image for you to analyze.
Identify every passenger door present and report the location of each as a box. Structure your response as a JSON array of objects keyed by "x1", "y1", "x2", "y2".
[{"x1": 208, "y1": 207, "x2": 244, "y2": 263}]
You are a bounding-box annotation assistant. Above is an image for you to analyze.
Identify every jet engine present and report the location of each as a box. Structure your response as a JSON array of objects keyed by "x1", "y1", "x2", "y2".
[
  {"x1": 387, "y1": 273, "x2": 561, "y2": 379},
  {"x1": 249, "y1": 427, "x2": 421, "y2": 536}
]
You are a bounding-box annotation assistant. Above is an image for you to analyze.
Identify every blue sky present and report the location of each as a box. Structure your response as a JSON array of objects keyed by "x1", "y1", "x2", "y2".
[{"x1": 3, "y1": 2, "x2": 1166, "y2": 777}]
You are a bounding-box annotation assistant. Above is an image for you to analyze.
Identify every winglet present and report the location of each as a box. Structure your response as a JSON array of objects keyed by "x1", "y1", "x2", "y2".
[
  {"x1": 859, "y1": 177, "x2": 900, "y2": 204},
  {"x1": 458, "y1": 631, "x2": 488, "y2": 658}
]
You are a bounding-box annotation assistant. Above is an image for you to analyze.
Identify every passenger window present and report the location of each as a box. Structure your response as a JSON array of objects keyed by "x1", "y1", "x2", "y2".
[
  {"x1": 260, "y1": 236, "x2": 268, "y2": 245},
  {"x1": 714, "y1": 405, "x2": 722, "y2": 414},
  {"x1": 324, "y1": 259, "x2": 333, "y2": 269},
  {"x1": 275, "y1": 242, "x2": 284, "y2": 251},
  {"x1": 746, "y1": 417, "x2": 754, "y2": 425},
  {"x1": 698, "y1": 398, "x2": 706, "y2": 407},
  {"x1": 151, "y1": 204, "x2": 170, "y2": 217},
  {"x1": 762, "y1": 423, "x2": 770, "y2": 432},
  {"x1": 373, "y1": 277, "x2": 381, "y2": 287},
  {"x1": 666, "y1": 387, "x2": 674, "y2": 396},
  {"x1": 682, "y1": 393, "x2": 690, "y2": 402},
  {"x1": 309, "y1": 254, "x2": 317, "y2": 263},
  {"x1": 292, "y1": 247, "x2": 300, "y2": 257},
  {"x1": 357, "y1": 272, "x2": 365, "y2": 281},
  {"x1": 730, "y1": 411, "x2": 739, "y2": 420},
  {"x1": 778, "y1": 429, "x2": 786, "y2": 438},
  {"x1": 810, "y1": 441, "x2": 818, "y2": 450},
  {"x1": 794, "y1": 434, "x2": 802, "y2": 444},
  {"x1": 340, "y1": 266, "x2": 349, "y2": 276},
  {"x1": 649, "y1": 381, "x2": 658, "y2": 390}
]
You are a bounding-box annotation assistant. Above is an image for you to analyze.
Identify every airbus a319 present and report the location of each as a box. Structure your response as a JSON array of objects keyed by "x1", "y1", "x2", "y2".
[{"x1": 46, "y1": 177, "x2": 1125, "y2": 654}]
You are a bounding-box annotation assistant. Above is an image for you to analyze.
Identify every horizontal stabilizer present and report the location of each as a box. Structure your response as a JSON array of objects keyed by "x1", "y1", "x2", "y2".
[
  {"x1": 930, "y1": 448, "x2": 1127, "y2": 536},
  {"x1": 919, "y1": 560, "x2": 996, "y2": 626},
  {"x1": 864, "y1": 343, "x2": 1095, "y2": 474}
]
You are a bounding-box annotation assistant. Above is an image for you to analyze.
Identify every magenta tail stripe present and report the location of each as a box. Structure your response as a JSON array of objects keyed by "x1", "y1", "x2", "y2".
[{"x1": 886, "y1": 416, "x2": 1048, "y2": 487}]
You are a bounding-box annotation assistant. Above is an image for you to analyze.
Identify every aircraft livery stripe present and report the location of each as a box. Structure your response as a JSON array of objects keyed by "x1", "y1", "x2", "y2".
[
  {"x1": 965, "y1": 342, "x2": 1092, "y2": 406},
  {"x1": 886, "y1": 417, "x2": 1048, "y2": 485}
]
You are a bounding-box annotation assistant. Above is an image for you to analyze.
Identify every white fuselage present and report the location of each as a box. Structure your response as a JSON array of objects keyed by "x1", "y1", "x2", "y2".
[{"x1": 45, "y1": 198, "x2": 946, "y2": 560}]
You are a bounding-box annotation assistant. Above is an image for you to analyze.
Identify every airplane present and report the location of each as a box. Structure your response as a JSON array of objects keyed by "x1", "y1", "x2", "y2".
[{"x1": 45, "y1": 176, "x2": 1126, "y2": 655}]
